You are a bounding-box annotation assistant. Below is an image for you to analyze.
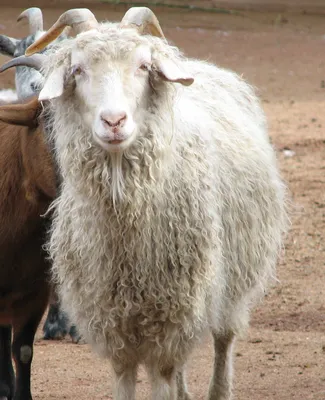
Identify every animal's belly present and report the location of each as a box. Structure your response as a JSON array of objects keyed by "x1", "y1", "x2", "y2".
[{"x1": 0, "y1": 290, "x2": 30, "y2": 324}]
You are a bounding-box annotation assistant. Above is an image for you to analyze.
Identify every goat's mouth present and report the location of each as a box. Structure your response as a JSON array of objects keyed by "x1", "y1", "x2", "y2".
[
  {"x1": 93, "y1": 132, "x2": 134, "y2": 153},
  {"x1": 108, "y1": 139, "x2": 124, "y2": 145}
]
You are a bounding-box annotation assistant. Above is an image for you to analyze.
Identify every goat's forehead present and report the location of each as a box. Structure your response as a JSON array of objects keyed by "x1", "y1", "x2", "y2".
[
  {"x1": 71, "y1": 33, "x2": 150, "y2": 65},
  {"x1": 47, "y1": 27, "x2": 176, "y2": 73}
]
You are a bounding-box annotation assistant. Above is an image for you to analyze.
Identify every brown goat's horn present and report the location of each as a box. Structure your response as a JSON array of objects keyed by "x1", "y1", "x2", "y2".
[
  {"x1": 17, "y1": 7, "x2": 43, "y2": 34},
  {"x1": 25, "y1": 8, "x2": 98, "y2": 56},
  {"x1": 0, "y1": 54, "x2": 47, "y2": 73},
  {"x1": 120, "y1": 7, "x2": 165, "y2": 39}
]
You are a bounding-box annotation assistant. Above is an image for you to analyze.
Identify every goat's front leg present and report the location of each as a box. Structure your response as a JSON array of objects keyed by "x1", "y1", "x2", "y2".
[
  {"x1": 146, "y1": 362, "x2": 178, "y2": 400},
  {"x1": 111, "y1": 358, "x2": 137, "y2": 400},
  {"x1": 208, "y1": 332, "x2": 235, "y2": 400},
  {"x1": 0, "y1": 326, "x2": 14, "y2": 400},
  {"x1": 176, "y1": 368, "x2": 192, "y2": 400},
  {"x1": 12, "y1": 288, "x2": 49, "y2": 400}
]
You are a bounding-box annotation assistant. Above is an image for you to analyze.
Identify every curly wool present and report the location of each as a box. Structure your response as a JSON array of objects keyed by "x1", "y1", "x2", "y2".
[{"x1": 44, "y1": 27, "x2": 288, "y2": 364}]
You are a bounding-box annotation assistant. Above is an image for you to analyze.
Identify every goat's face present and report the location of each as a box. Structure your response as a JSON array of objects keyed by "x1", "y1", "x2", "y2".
[
  {"x1": 71, "y1": 44, "x2": 153, "y2": 152},
  {"x1": 13, "y1": 33, "x2": 45, "y2": 99},
  {"x1": 0, "y1": 32, "x2": 44, "y2": 99},
  {"x1": 39, "y1": 31, "x2": 194, "y2": 153}
]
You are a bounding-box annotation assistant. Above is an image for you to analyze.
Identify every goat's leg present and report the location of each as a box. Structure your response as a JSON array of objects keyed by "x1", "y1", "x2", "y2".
[
  {"x1": 207, "y1": 332, "x2": 235, "y2": 400},
  {"x1": 0, "y1": 326, "x2": 14, "y2": 400},
  {"x1": 146, "y1": 362, "x2": 178, "y2": 400},
  {"x1": 12, "y1": 295, "x2": 48, "y2": 400},
  {"x1": 12, "y1": 315, "x2": 42, "y2": 400},
  {"x1": 176, "y1": 368, "x2": 192, "y2": 400},
  {"x1": 111, "y1": 358, "x2": 137, "y2": 400}
]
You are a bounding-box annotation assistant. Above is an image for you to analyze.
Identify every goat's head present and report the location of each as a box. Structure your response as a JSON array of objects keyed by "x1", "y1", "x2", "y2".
[
  {"x1": 25, "y1": 7, "x2": 194, "y2": 153},
  {"x1": 0, "y1": 7, "x2": 66, "y2": 100},
  {"x1": 0, "y1": 8, "x2": 45, "y2": 99}
]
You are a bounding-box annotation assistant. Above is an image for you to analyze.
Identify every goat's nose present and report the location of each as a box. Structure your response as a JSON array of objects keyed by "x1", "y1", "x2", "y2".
[{"x1": 101, "y1": 112, "x2": 127, "y2": 128}]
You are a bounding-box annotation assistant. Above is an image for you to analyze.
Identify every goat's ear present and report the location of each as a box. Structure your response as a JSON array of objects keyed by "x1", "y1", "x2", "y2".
[
  {"x1": 153, "y1": 56, "x2": 194, "y2": 86},
  {"x1": 39, "y1": 65, "x2": 66, "y2": 101},
  {"x1": 0, "y1": 97, "x2": 40, "y2": 127},
  {"x1": 0, "y1": 35, "x2": 19, "y2": 57}
]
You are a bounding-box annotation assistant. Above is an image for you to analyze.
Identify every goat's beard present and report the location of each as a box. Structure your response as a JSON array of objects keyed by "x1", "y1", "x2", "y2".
[{"x1": 110, "y1": 152, "x2": 125, "y2": 206}]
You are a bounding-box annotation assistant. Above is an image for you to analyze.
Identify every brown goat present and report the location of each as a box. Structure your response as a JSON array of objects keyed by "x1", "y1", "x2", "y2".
[{"x1": 0, "y1": 97, "x2": 56, "y2": 400}]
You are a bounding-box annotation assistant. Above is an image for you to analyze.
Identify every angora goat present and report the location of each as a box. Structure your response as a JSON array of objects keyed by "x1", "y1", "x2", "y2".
[{"x1": 26, "y1": 7, "x2": 288, "y2": 400}]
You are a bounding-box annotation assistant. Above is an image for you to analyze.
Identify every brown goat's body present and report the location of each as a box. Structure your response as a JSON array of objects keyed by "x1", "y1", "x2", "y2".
[
  {"x1": 0, "y1": 110, "x2": 56, "y2": 400},
  {"x1": 0, "y1": 121, "x2": 55, "y2": 321}
]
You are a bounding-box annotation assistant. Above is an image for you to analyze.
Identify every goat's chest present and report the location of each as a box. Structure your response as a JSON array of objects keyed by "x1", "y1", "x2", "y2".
[{"x1": 61, "y1": 189, "x2": 217, "y2": 334}]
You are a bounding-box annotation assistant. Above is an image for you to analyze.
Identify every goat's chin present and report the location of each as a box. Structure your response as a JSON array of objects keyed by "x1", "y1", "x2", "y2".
[{"x1": 93, "y1": 132, "x2": 136, "y2": 153}]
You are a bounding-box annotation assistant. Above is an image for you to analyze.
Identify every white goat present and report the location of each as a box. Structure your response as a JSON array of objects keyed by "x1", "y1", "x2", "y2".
[{"x1": 26, "y1": 7, "x2": 288, "y2": 400}]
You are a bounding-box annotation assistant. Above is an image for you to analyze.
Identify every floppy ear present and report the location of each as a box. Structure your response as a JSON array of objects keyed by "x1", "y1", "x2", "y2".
[
  {"x1": 0, "y1": 97, "x2": 40, "y2": 127},
  {"x1": 154, "y1": 56, "x2": 194, "y2": 86},
  {"x1": 0, "y1": 35, "x2": 19, "y2": 57},
  {"x1": 39, "y1": 64, "x2": 66, "y2": 101}
]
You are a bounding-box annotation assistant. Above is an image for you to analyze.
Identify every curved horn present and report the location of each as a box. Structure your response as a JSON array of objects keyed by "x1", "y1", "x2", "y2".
[
  {"x1": 17, "y1": 7, "x2": 43, "y2": 34},
  {"x1": 120, "y1": 7, "x2": 165, "y2": 39},
  {"x1": 25, "y1": 8, "x2": 99, "y2": 56},
  {"x1": 0, "y1": 54, "x2": 47, "y2": 73}
]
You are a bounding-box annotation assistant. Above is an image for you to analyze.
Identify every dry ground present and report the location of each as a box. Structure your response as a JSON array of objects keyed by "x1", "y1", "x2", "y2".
[{"x1": 0, "y1": 2, "x2": 324, "y2": 399}]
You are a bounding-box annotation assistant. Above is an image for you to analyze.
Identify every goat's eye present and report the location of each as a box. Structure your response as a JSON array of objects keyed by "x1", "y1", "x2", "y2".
[
  {"x1": 139, "y1": 63, "x2": 150, "y2": 72},
  {"x1": 72, "y1": 65, "x2": 83, "y2": 76}
]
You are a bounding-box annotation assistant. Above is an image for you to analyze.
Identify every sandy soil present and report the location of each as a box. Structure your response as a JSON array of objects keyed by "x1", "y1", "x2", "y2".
[{"x1": 0, "y1": 3, "x2": 324, "y2": 400}]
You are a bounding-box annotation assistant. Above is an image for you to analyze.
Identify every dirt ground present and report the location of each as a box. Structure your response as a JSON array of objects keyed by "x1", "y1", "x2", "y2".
[{"x1": 0, "y1": 2, "x2": 324, "y2": 400}]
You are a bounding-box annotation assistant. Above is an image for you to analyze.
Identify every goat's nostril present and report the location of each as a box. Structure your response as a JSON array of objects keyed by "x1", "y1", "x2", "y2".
[
  {"x1": 101, "y1": 112, "x2": 127, "y2": 128},
  {"x1": 30, "y1": 82, "x2": 37, "y2": 92}
]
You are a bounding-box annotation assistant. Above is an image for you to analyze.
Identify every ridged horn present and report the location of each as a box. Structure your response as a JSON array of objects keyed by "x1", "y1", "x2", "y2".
[
  {"x1": 25, "y1": 8, "x2": 98, "y2": 56},
  {"x1": 120, "y1": 7, "x2": 165, "y2": 39},
  {"x1": 17, "y1": 7, "x2": 43, "y2": 34},
  {"x1": 0, "y1": 54, "x2": 47, "y2": 73}
]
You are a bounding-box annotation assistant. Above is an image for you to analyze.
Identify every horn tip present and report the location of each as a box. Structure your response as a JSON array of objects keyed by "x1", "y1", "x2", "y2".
[
  {"x1": 17, "y1": 13, "x2": 25, "y2": 23},
  {"x1": 25, "y1": 47, "x2": 35, "y2": 56}
]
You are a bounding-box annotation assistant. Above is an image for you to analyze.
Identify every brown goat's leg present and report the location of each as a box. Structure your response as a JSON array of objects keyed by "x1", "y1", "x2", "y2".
[
  {"x1": 0, "y1": 326, "x2": 15, "y2": 400},
  {"x1": 207, "y1": 332, "x2": 235, "y2": 400},
  {"x1": 12, "y1": 291, "x2": 49, "y2": 400}
]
